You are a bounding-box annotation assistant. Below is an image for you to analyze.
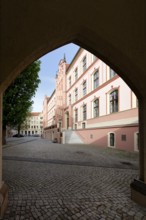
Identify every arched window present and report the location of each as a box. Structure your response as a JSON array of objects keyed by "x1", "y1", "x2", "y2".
[
  {"x1": 108, "y1": 132, "x2": 115, "y2": 147},
  {"x1": 134, "y1": 132, "x2": 139, "y2": 151},
  {"x1": 110, "y1": 90, "x2": 118, "y2": 113}
]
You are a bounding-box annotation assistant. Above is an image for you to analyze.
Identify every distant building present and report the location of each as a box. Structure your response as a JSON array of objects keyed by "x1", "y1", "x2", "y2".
[
  {"x1": 21, "y1": 112, "x2": 43, "y2": 136},
  {"x1": 42, "y1": 95, "x2": 50, "y2": 129},
  {"x1": 43, "y1": 48, "x2": 138, "y2": 151}
]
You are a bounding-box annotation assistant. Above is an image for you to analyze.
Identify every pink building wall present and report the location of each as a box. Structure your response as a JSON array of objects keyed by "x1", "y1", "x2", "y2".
[
  {"x1": 76, "y1": 126, "x2": 138, "y2": 152},
  {"x1": 75, "y1": 108, "x2": 138, "y2": 151},
  {"x1": 47, "y1": 90, "x2": 56, "y2": 127},
  {"x1": 43, "y1": 47, "x2": 138, "y2": 151}
]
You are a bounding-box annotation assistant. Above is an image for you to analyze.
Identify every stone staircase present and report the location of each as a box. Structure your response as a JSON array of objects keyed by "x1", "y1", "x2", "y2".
[{"x1": 63, "y1": 130, "x2": 83, "y2": 144}]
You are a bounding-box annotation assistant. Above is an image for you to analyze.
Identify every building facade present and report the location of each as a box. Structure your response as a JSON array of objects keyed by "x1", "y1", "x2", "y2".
[
  {"x1": 43, "y1": 48, "x2": 138, "y2": 151},
  {"x1": 21, "y1": 112, "x2": 43, "y2": 136},
  {"x1": 43, "y1": 57, "x2": 68, "y2": 142},
  {"x1": 42, "y1": 95, "x2": 49, "y2": 129}
]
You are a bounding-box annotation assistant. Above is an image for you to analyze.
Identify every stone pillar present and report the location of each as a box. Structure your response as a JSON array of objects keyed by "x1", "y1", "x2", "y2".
[
  {"x1": 131, "y1": 98, "x2": 146, "y2": 207},
  {"x1": 0, "y1": 92, "x2": 8, "y2": 217},
  {"x1": 0, "y1": 93, "x2": 2, "y2": 187},
  {"x1": 139, "y1": 98, "x2": 146, "y2": 182}
]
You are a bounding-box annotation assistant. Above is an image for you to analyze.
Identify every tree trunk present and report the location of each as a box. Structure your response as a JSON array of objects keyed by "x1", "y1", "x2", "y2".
[
  {"x1": 17, "y1": 125, "x2": 21, "y2": 137},
  {"x1": 2, "y1": 125, "x2": 6, "y2": 145}
]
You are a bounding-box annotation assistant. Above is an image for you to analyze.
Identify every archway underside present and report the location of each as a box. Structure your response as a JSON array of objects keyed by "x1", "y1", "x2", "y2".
[{"x1": 0, "y1": 0, "x2": 146, "y2": 212}]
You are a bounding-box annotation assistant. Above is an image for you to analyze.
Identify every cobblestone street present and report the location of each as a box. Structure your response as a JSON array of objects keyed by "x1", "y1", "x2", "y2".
[{"x1": 2, "y1": 137, "x2": 146, "y2": 219}]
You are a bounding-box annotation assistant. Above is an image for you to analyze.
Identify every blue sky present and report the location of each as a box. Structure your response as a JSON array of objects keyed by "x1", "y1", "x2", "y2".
[{"x1": 32, "y1": 43, "x2": 79, "y2": 112}]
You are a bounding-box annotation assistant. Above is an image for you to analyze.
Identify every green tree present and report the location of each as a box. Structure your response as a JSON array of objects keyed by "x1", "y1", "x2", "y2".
[{"x1": 3, "y1": 60, "x2": 41, "y2": 143}]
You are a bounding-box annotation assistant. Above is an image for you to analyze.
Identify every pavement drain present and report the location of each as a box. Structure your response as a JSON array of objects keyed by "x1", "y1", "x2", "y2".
[{"x1": 120, "y1": 161, "x2": 132, "y2": 165}]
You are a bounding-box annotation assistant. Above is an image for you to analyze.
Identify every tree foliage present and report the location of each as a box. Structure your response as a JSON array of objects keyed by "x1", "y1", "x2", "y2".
[{"x1": 3, "y1": 60, "x2": 41, "y2": 134}]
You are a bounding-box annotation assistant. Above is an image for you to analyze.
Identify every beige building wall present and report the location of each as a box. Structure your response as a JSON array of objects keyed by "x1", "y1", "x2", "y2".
[
  {"x1": 43, "y1": 96, "x2": 49, "y2": 129},
  {"x1": 21, "y1": 112, "x2": 43, "y2": 136},
  {"x1": 48, "y1": 90, "x2": 56, "y2": 127}
]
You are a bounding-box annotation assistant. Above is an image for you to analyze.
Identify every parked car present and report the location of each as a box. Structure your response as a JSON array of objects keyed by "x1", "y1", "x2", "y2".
[
  {"x1": 32, "y1": 134, "x2": 40, "y2": 137},
  {"x1": 52, "y1": 138, "x2": 58, "y2": 143},
  {"x1": 13, "y1": 134, "x2": 24, "y2": 137}
]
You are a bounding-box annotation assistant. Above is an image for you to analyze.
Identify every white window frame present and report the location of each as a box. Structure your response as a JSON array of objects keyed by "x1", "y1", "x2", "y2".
[
  {"x1": 68, "y1": 76, "x2": 71, "y2": 88},
  {"x1": 74, "y1": 67, "x2": 78, "y2": 81},
  {"x1": 75, "y1": 88, "x2": 78, "y2": 101},
  {"x1": 110, "y1": 68, "x2": 117, "y2": 79},
  {"x1": 82, "y1": 122, "x2": 86, "y2": 129},
  {"x1": 93, "y1": 70, "x2": 99, "y2": 90},
  {"x1": 68, "y1": 94, "x2": 71, "y2": 105},
  {"x1": 108, "y1": 132, "x2": 116, "y2": 148},
  {"x1": 109, "y1": 90, "x2": 118, "y2": 113},
  {"x1": 92, "y1": 54, "x2": 97, "y2": 62},
  {"x1": 83, "y1": 80, "x2": 87, "y2": 96},
  {"x1": 83, "y1": 104, "x2": 87, "y2": 121},
  {"x1": 74, "y1": 108, "x2": 78, "y2": 123},
  {"x1": 134, "y1": 132, "x2": 139, "y2": 151},
  {"x1": 92, "y1": 98, "x2": 99, "y2": 118},
  {"x1": 82, "y1": 55, "x2": 87, "y2": 72}
]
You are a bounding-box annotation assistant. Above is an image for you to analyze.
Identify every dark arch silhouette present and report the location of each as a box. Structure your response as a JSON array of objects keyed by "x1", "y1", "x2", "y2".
[{"x1": 0, "y1": 0, "x2": 146, "y2": 210}]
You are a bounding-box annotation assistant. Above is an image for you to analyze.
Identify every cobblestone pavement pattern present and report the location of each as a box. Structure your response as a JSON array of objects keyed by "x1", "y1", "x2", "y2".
[{"x1": 2, "y1": 137, "x2": 146, "y2": 219}]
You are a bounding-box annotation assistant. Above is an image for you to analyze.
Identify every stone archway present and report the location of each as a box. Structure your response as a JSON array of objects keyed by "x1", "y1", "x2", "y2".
[{"x1": 0, "y1": 1, "x2": 146, "y2": 213}]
